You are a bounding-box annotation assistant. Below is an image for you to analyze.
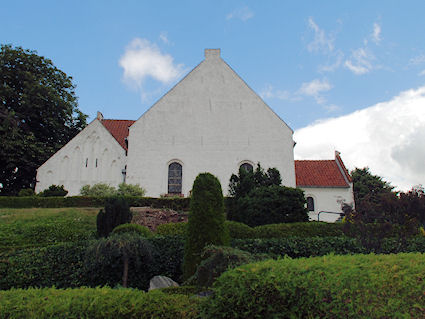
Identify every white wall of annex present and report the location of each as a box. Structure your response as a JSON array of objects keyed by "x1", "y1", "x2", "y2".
[
  {"x1": 301, "y1": 184, "x2": 354, "y2": 223},
  {"x1": 126, "y1": 50, "x2": 296, "y2": 197},
  {"x1": 35, "y1": 120, "x2": 126, "y2": 196}
]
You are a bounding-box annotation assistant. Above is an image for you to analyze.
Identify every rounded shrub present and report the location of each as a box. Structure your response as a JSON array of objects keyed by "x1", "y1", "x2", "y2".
[
  {"x1": 202, "y1": 253, "x2": 425, "y2": 318},
  {"x1": 112, "y1": 223, "x2": 152, "y2": 237},
  {"x1": 18, "y1": 188, "x2": 35, "y2": 196},
  {"x1": 183, "y1": 173, "x2": 229, "y2": 280},
  {"x1": 38, "y1": 185, "x2": 68, "y2": 197},
  {"x1": 225, "y1": 220, "x2": 254, "y2": 239},
  {"x1": 156, "y1": 222, "x2": 188, "y2": 237}
]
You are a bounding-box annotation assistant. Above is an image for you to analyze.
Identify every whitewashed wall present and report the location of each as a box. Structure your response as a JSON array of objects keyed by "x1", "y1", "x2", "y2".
[
  {"x1": 126, "y1": 49, "x2": 296, "y2": 196},
  {"x1": 301, "y1": 185, "x2": 355, "y2": 222},
  {"x1": 35, "y1": 120, "x2": 126, "y2": 196}
]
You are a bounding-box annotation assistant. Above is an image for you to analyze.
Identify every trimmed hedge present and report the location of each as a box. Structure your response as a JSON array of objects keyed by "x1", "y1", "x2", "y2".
[
  {"x1": 0, "y1": 287, "x2": 200, "y2": 319},
  {"x1": 0, "y1": 236, "x2": 185, "y2": 290},
  {"x1": 202, "y1": 253, "x2": 425, "y2": 318},
  {"x1": 0, "y1": 196, "x2": 191, "y2": 210},
  {"x1": 156, "y1": 222, "x2": 188, "y2": 237},
  {"x1": 112, "y1": 223, "x2": 153, "y2": 237}
]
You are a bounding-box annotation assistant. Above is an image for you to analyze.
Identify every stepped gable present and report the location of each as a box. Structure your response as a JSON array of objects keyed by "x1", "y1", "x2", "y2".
[{"x1": 101, "y1": 119, "x2": 135, "y2": 150}]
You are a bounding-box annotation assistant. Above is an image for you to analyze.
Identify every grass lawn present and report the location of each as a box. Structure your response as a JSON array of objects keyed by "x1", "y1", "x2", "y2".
[{"x1": 0, "y1": 207, "x2": 98, "y2": 253}]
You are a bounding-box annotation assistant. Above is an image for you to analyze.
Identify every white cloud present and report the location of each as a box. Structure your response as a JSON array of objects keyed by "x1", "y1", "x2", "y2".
[
  {"x1": 297, "y1": 78, "x2": 332, "y2": 104},
  {"x1": 159, "y1": 32, "x2": 170, "y2": 45},
  {"x1": 344, "y1": 48, "x2": 374, "y2": 75},
  {"x1": 419, "y1": 69, "x2": 425, "y2": 76},
  {"x1": 372, "y1": 22, "x2": 381, "y2": 44},
  {"x1": 307, "y1": 17, "x2": 334, "y2": 53},
  {"x1": 319, "y1": 50, "x2": 344, "y2": 72},
  {"x1": 119, "y1": 38, "x2": 184, "y2": 88},
  {"x1": 409, "y1": 54, "x2": 425, "y2": 66},
  {"x1": 226, "y1": 7, "x2": 254, "y2": 21},
  {"x1": 260, "y1": 84, "x2": 291, "y2": 100},
  {"x1": 294, "y1": 86, "x2": 425, "y2": 191}
]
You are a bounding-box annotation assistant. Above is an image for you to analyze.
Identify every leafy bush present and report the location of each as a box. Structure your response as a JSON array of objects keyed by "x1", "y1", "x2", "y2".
[
  {"x1": 232, "y1": 237, "x2": 365, "y2": 258},
  {"x1": 80, "y1": 183, "x2": 116, "y2": 196},
  {"x1": 188, "y1": 245, "x2": 257, "y2": 288},
  {"x1": 96, "y1": 197, "x2": 132, "y2": 237},
  {"x1": 253, "y1": 221, "x2": 344, "y2": 238},
  {"x1": 156, "y1": 222, "x2": 188, "y2": 237},
  {"x1": 18, "y1": 188, "x2": 35, "y2": 196},
  {"x1": 183, "y1": 173, "x2": 229, "y2": 280},
  {"x1": 117, "y1": 183, "x2": 146, "y2": 196},
  {"x1": 84, "y1": 232, "x2": 154, "y2": 288},
  {"x1": 225, "y1": 220, "x2": 255, "y2": 239},
  {"x1": 0, "y1": 195, "x2": 191, "y2": 210},
  {"x1": 0, "y1": 287, "x2": 200, "y2": 319},
  {"x1": 38, "y1": 185, "x2": 68, "y2": 197},
  {"x1": 202, "y1": 253, "x2": 425, "y2": 318},
  {"x1": 112, "y1": 223, "x2": 152, "y2": 237}
]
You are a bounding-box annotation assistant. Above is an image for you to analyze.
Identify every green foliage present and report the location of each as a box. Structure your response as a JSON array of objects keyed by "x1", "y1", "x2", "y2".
[
  {"x1": 202, "y1": 253, "x2": 425, "y2": 318},
  {"x1": 38, "y1": 184, "x2": 68, "y2": 197},
  {"x1": 96, "y1": 197, "x2": 132, "y2": 237},
  {"x1": 0, "y1": 287, "x2": 200, "y2": 319},
  {"x1": 351, "y1": 167, "x2": 394, "y2": 205},
  {"x1": 18, "y1": 188, "x2": 35, "y2": 197},
  {"x1": 188, "y1": 245, "x2": 257, "y2": 288},
  {"x1": 253, "y1": 221, "x2": 344, "y2": 238},
  {"x1": 0, "y1": 44, "x2": 87, "y2": 195},
  {"x1": 84, "y1": 232, "x2": 154, "y2": 288},
  {"x1": 225, "y1": 220, "x2": 255, "y2": 239},
  {"x1": 233, "y1": 185, "x2": 308, "y2": 227},
  {"x1": 232, "y1": 237, "x2": 365, "y2": 258},
  {"x1": 156, "y1": 222, "x2": 188, "y2": 237},
  {"x1": 183, "y1": 173, "x2": 229, "y2": 280},
  {"x1": 0, "y1": 195, "x2": 191, "y2": 210},
  {"x1": 0, "y1": 208, "x2": 97, "y2": 253},
  {"x1": 228, "y1": 164, "x2": 308, "y2": 226},
  {"x1": 117, "y1": 183, "x2": 146, "y2": 196},
  {"x1": 112, "y1": 223, "x2": 152, "y2": 237},
  {"x1": 0, "y1": 241, "x2": 91, "y2": 290},
  {"x1": 80, "y1": 183, "x2": 116, "y2": 196}
]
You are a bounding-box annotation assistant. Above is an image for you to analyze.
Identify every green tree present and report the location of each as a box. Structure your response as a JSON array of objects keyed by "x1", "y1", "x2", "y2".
[
  {"x1": 96, "y1": 197, "x2": 132, "y2": 237},
  {"x1": 183, "y1": 173, "x2": 229, "y2": 280},
  {"x1": 0, "y1": 44, "x2": 87, "y2": 195}
]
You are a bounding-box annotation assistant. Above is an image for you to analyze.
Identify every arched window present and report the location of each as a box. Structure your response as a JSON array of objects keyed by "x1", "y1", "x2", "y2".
[
  {"x1": 168, "y1": 162, "x2": 182, "y2": 194},
  {"x1": 307, "y1": 196, "x2": 315, "y2": 212},
  {"x1": 240, "y1": 162, "x2": 253, "y2": 172}
]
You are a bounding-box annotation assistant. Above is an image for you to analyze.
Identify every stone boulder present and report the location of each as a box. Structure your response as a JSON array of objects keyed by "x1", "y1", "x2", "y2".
[{"x1": 148, "y1": 275, "x2": 179, "y2": 291}]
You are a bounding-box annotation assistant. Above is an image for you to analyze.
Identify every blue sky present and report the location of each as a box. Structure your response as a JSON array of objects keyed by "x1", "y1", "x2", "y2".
[{"x1": 2, "y1": 1, "x2": 425, "y2": 190}]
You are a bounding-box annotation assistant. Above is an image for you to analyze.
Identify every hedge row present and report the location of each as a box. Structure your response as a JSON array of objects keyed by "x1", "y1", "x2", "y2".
[
  {"x1": 0, "y1": 196, "x2": 191, "y2": 210},
  {"x1": 0, "y1": 236, "x2": 185, "y2": 290},
  {"x1": 156, "y1": 221, "x2": 344, "y2": 239},
  {"x1": 202, "y1": 253, "x2": 425, "y2": 318},
  {"x1": 0, "y1": 287, "x2": 200, "y2": 319}
]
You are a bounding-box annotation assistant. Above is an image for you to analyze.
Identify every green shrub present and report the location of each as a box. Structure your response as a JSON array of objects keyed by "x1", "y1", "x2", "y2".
[
  {"x1": 160, "y1": 286, "x2": 199, "y2": 296},
  {"x1": 183, "y1": 173, "x2": 229, "y2": 280},
  {"x1": 80, "y1": 183, "x2": 116, "y2": 196},
  {"x1": 253, "y1": 221, "x2": 344, "y2": 238},
  {"x1": 84, "y1": 232, "x2": 154, "y2": 288},
  {"x1": 38, "y1": 185, "x2": 68, "y2": 197},
  {"x1": 0, "y1": 195, "x2": 191, "y2": 210},
  {"x1": 117, "y1": 183, "x2": 146, "y2": 196},
  {"x1": 112, "y1": 223, "x2": 152, "y2": 237},
  {"x1": 96, "y1": 197, "x2": 132, "y2": 237},
  {"x1": 234, "y1": 185, "x2": 308, "y2": 227},
  {"x1": 0, "y1": 287, "x2": 200, "y2": 319},
  {"x1": 18, "y1": 188, "x2": 35, "y2": 196},
  {"x1": 188, "y1": 245, "x2": 257, "y2": 288},
  {"x1": 232, "y1": 237, "x2": 365, "y2": 258},
  {"x1": 202, "y1": 253, "x2": 425, "y2": 318},
  {"x1": 156, "y1": 222, "x2": 188, "y2": 237},
  {"x1": 225, "y1": 220, "x2": 254, "y2": 239}
]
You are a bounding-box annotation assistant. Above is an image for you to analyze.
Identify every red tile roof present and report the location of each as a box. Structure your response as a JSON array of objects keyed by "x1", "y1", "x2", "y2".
[
  {"x1": 295, "y1": 158, "x2": 351, "y2": 188},
  {"x1": 101, "y1": 119, "x2": 135, "y2": 150}
]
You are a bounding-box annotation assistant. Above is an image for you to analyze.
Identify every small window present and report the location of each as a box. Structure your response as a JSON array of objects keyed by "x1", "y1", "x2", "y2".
[
  {"x1": 95, "y1": 158, "x2": 98, "y2": 168},
  {"x1": 85, "y1": 158, "x2": 88, "y2": 167},
  {"x1": 307, "y1": 197, "x2": 315, "y2": 212},
  {"x1": 168, "y1": 162, "x2": 182, "y2": 194},
  {"x1": 240, "y1": 163, "x2": 253, "y2": 172}
]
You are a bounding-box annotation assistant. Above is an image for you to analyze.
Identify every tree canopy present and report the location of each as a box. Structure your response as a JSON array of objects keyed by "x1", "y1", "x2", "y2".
[{"x1": 0, "y1": 44, "x2": 87, "y2": 195}]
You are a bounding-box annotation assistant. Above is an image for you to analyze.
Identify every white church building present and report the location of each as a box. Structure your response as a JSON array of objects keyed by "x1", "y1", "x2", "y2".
[{"x1": 36, "y1": 49, "x2": 353, "y2": 222}]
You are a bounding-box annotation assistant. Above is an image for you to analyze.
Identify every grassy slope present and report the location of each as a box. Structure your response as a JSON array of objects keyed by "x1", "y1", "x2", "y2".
[{"x1": 0, "y1": 208, "x2": 98, "y2": 253}]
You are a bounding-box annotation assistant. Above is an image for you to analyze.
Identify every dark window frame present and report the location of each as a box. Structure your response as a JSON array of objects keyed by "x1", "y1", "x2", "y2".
[{"x1": 168, "y1": 162, "x2": 182, "y2": 194}]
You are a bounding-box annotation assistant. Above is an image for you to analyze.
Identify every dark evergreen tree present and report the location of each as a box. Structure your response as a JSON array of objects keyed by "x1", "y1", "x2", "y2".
[
  {"x1": 183, "y1": 173, "x2": 229, "y2": 280},
  {"x1": 96, "y1": 197, "x2": 132, "y2": 238}
]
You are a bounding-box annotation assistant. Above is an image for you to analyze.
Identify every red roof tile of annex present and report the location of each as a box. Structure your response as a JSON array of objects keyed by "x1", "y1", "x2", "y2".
[
  {"x1": 295, "y1": 160, "x2": 350, "y2": 187},
  {"x1": 101, "y1": 119, "x2": 135, "y2": 150}
]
